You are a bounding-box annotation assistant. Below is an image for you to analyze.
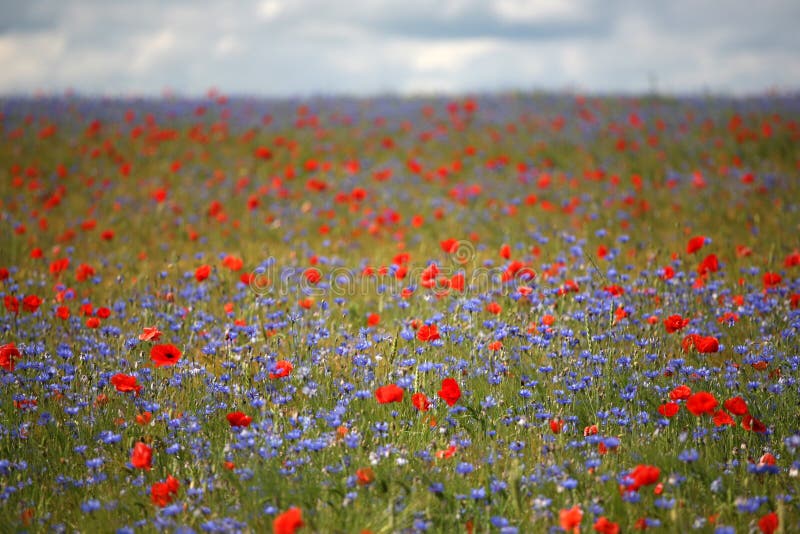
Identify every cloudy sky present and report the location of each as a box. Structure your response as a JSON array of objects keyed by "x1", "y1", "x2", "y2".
[{"x1": 1, "y1": 0, "x2": 798, "y2": 97}]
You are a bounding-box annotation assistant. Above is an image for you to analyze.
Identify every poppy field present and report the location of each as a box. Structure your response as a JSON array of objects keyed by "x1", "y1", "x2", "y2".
[{"x1": 1, "y1": 93, "x2": 799, "y2": 533}]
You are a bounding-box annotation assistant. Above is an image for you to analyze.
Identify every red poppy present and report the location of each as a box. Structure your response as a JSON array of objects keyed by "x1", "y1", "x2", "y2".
[
  {"x1": 549, "y1": 419, "x2": 564, "y2": 434},
  {"x1": 222, "y1": 255, "x2": 244, "y2": 271},
  {"x1": 669, "y1": 385, "x2": 691, "y2": 401},
  {"x1": 604, "y1": 285, "x2": 625, "y2": 296},
  {"x1": 75, "y1": 263, "x2": 95, "y2": 282},
  {"x1": 663, "y1": 314, "x2": 689, "y2": 333},
  {"x1": 593, "y1": 516, "x2": 620, "y2": 534},
  {"x1": 367, "y1": 313, "x2": 380, "y2": 326},
  {"x1": 150, "y1": 475, "x2": 179, "y2": 507},
  {"x1": 227, "y1": 411, "x2": 252, "y2": 427},
  {"x1": 763, "y1": 272, "x2": 782, "y2": 289},
  {"x1": 723, "y1": 396, "x2": 748, "y2": 416},
  {"x1": 440, "y1": 238, "x2": 458, "y2": 254},
  {"x1": 437, "y1": 378, "x2": 461, "y2": 406},
  {"x1": 131, "y1": 442, "x2": 152, "y2": 470},
  {"x1": 687, "y1": 236, "x2": 705, "y2": 254},
  {"x1": 269, "y1": 360, "x2": 293, "y2": 379},
  {"x1": 697, "y1": 254, "x2": 719, "y2": 275},
  {"x1": 485, "y1": 302, "x2": 502, "y2": 315},
  {"x1": 139, "y1": 327, "x2": 162, "y2": 341},
  {"x1": 86, "y1": 317, "x2": 101, "y2": 328},
  {"x1": 150, "y1": 344, "x2": 182, "y2": 367},
  {"x1": 136, "y1": 411, "x2": 153, "y2": 425},
  {"x1": 111, "y1": 373, "x2": 142, "y2": 394},
  {"x1": 22, "y1": 295, "x2": 42, "y2": 313},
  {"x1": 195, "y1": 264, "x2": 211, "y2": 282},
  {"x1": 500, "y1": 243, "x2": 511, "y2": 259},
  {"x1": 56, "y1": 306, "x2": 70, "y2": 320},
  {"x1": 657, "y1": 402, "x2": 679, "y2": 418},
  {"x1": 375, "y1": 384, "x2": 404, "y2": 404},
  {"x1": 273, "y1": 507, "x2": 304, "y2": 534},
  {"x1": 412, "y1": 392, "x2": 430, "y2": 411},
  {"x1": 0, "y1": 343, "x2": 21, "y2": 372},
  {"x1": 686, "y1": 391, "x2": 718, "y2": 416},
  {"x1": 355, "y1": 467, "x2": 375, "y2": 486},
  {"x1": 682, "y1": 334, "x2": 719, "y2": 353},
  {"x1": 742, "y1": 414, "x2": 767, "y2": 433},
  {"x1": 435, "y1": 444, "x2": 458, "y2": 459},
  {"x1": 417, "y1": 324, "x2": 440, "y2": 342},
  {"x1": 4, "y1": 295, "x2": 19, "y2": 315},
  {"x1": 758, "y1": 512, "x2": 779, "y2": 534},
  {"x1": 559, "y1": 505, "x2": 583, "y2": 533},
  {"x1": 712, "y1": 410, "x2": 735, "y2": 426},
  {"x1": 624, "y1": 464, "x2": 660, "y2": 491}
]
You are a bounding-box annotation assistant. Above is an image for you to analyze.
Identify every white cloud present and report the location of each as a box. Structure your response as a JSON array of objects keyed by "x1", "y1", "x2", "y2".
[
  {"x1": 0, "y1": 31, "x2": 65, "y2": 91},
  {"x1": 0, "y1": 0, "x2": 797, "y2": 96},
  {"x1": 257, "y1": 0, "x2": 283, "y2": 21},
  {"x1": 492, "y1": 0, "x2": 585, "y2": 23},
  {"x1": 131, "y1": 29, "x2": 177, "y2": 73}
]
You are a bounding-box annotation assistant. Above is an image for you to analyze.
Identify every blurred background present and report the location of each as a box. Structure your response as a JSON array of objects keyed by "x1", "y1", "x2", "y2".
[{"x1": 1, "y1": 0, "x2": 798, "y2": 96}]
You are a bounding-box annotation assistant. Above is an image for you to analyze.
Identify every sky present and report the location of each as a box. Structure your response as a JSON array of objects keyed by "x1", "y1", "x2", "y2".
[{"x1": 1, "y1": 0, "x2": 798, "y2": 97}]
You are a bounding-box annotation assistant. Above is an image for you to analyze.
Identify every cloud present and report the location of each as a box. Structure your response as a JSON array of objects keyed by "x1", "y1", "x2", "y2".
[{"x1": 0, "y1": 0, "x2": 797, "y2": 96}]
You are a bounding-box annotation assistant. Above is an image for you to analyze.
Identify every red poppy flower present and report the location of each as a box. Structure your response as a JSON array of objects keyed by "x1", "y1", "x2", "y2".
[
  {"x1": 686, "y1": 391, "x2": 718, "y2": 416},
  {"x1": 303, "y1": 268, "x2": 322, "y2": 285},
  {"x1": 712, "y1": 410, "x2": 735, "y2": 426},
  {"x1": 269, "y1": 360, "x2": 293, "y2": 379},
  {"x1": 687, "y1": 236, "x2": 705, "y2": 254},
  {"x1": 139, "y1": 327, "x2": 162, "y2": 341},
  {"x1": 86, "y1": 317, "x2": 101, "y2": 328},
  {"x1": 440, "y1": 238, "x2": 458, "y2": 254},
  {"x1": 136, "y1": 411, "x2": 153, "y2": 425},
  {"x1": 435, "y1": 445, "x2": 458, "y2": 459},
  {"x1": 150, "y1": 344, "x2": 182, "y2": 367},
  {"x1": 669, "y1": 385, "x2": 691, "y2": 401},
  {"x1": 500, "y1": 243, "x2": 511, "y2": 259},
  {"x1": 657, "y1": 402, "x2": 679, "y2": 418},
  {"x1": 56, "y1": 306, "x2": 70, "y2": 320},
  {"x1": 22, "y1": 295, "x2": 42, "y2": 313},
  {"x1": 763, "y1": 272, "x2": 782, "y2": 289},
  {"x1": 604, "y1": 285, "x2": 625, "y2": 296},
  {"x1": 559, "y1": 505, "x2": 583, "y2": 533},
  {"x1": 227, "y1": 411, "x2": 252, "y2": 427},
  {"x1": 131, "y1": 442, "x2": 152, "y2": 470},
  {"x1": 4, "y1": 295, "x2": 19, "y2": 315},
  {"x1": 723, "y1": 396, "x2": 748, "y2": 416},
  {"x1": 663, "y1": 314, "x2": 689, "y2": 333},
  {"x1": 355, "y1": 467, "x2": 375, "y2": 486},
  {"x1": 195, "y1": 264, "x2": 211, "y2": 282},
  {"x1": 273, "y1": 507, "x2": 304, "y2": 534},
  {"x1": 367, "y1": 313, "x2": 380, "y2": 326},
  {"x1": 375, "y1": 384, "x2": 404, "y2": 404},
  {"x1": 624, "y1": 464, "x2": 661, "y2": 491},
  {"x1": 0, "y1": 343, "x2": 21, "y2": 372},
  {"x1": 417, "y1": 324, "x2": 440, "y2": 342},
  {"x1": 549, "y1": 419, "x2": 564, "y2": 434},
  {"x1": 758, "y1": 512, "x2": 779, "y2": 534},
  {"x1": 412, "y1": 392, "x2": 430, "y2": 411},
  {"x1": 111, "y1": 373, "x2": 142, "y2": 394},
  {"x1": 697, "y1": 254, "x2": 719, "y2": 275},
  {"x1": 593, "y1": 516, "x2": 620, "y2": 534},
  {"x1": 150, "y1": 475, "x2": 179, "y2": 507},
  {"x1": 437, "y1": 378, "x2": 461, "y2": 406},
  {"x1": 695, "y1": 336, "x2": 719, "y2": 353},
  {"x1": 742, "y1": 414, "x2": 767, "y2": 433},
  {"x1": 485, "y1": 302, "x2": 502, "y2": 315}
]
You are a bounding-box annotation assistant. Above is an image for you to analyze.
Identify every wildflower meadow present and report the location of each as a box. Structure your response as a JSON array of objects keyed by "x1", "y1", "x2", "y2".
[{"x1": 1, "y1": 93, "x2": 799, "y2": 533}]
